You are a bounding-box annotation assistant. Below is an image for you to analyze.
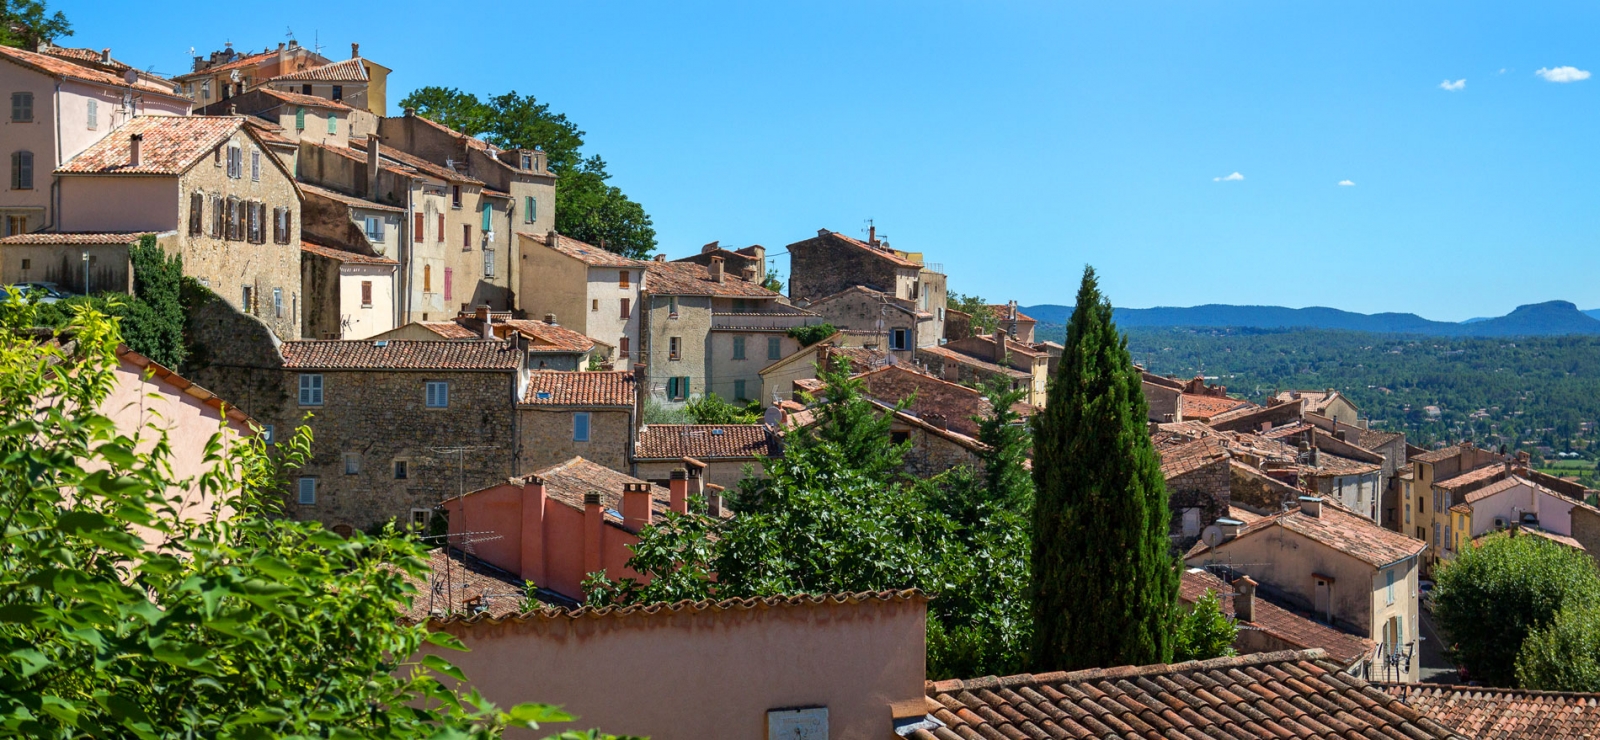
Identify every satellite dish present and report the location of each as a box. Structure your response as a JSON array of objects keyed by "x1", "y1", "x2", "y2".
[
  {"x1": 123, "y1": 69, "x2": 138, "y2": 85},
  {"x1": 1201, "y1": 525, "x2": 1224, "y2": 549}
]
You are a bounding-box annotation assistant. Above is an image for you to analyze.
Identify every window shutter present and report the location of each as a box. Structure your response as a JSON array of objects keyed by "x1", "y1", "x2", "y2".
[
  {"x1": 437, "y1": 214, "x2": 444, "y2": 242},
  {"x1": 298, "y1": 478, "x2": 315, "y2": 505},
  {"x1": 327, "y1": 114, "x2": 337, "y2": 135},
  {"x1": 189, "y1": 193, "x2": 203, "y2": 235},
  {"x1": 482, "y1": 202, "x2": 492, "y2": 231},
  {"x1": 524, "y1": 196, "x2": 535, "y2": 223},
  {"x1": 423, "y1": 265, "x2": 431, "y2": 293},
  {"x1": 8, "y1": 152, "x2": 17, "y2": 189},
  {"x1": 251, "y1": 151, "x2": 260, "y2": 181},
  {"x1": 295, "y1": 107, "x2": 305, "y2": 130},
  {"x1": 413, "y1": 213, "x2": 424, "y2": 243},
  {"x1": 443, "y1": 267, "x2": 452, "y2": 301},
  {"x1": 361, "y1": 280, "x2": 372, "y2": 306},
  {"x1": 574, "y1": 412, "x2": 590, "y2": 442},
  {"x1": 619, "y1": 297, "x2": 630, "y2": 319}
]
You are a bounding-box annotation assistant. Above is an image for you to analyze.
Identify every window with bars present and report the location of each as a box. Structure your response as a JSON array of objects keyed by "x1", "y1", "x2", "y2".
[{"x1": 425, "y1": 381, "x2": 449, "y2": 408}]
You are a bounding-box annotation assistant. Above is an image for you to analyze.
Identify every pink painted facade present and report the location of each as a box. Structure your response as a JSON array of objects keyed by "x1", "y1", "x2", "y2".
[{"x1": 420, "y1": 592, "x2": 928, "y2": 739}]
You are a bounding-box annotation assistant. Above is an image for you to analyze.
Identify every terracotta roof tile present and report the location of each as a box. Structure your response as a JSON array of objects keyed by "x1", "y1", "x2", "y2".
[
  {"x1": 56, "y1": 115, "x2": 242, "y2": 175},
  {"x1": 280, "y1": 339, "x2": 521, "y2": 370},
  {"x1": 300, "y1": 240, "x2": 397, "y2": 265},
  {"x1": 0, "y1": 231, "x2": 152, "y2": 245},
  {"x1": 421, "y1": 589, "x2": 926, "y2": 626},
  {"x1": 253, "y1": 87, "x2": 352, "y2": 110},
  {"x1": 920, "y1": 650, "x2": 1463, "y2": 740},
  {"x1": 1274, "y1": 390, "x2": 1343, "y2": 414},
  {"x1": 415, "y1": 322, "x2": 480, "y2": 339},
  {"x1": 1189, "y1": 502, "x2": 1427, "y2": 568},
  {"x1": 915, "y1": 345, "x2": 1031, "y2": 379},
  {"x1": 172, "y1": 48, "x2": 283, "y2": 80},
  {"x1": 349, "y1": 138, "x2": 482, "y2": 185},
  {"x1": 296, "y1": 182, "x2": 405, "y2": 212},
  {"x1": 1161, "y1": 437, "x2": 1232, "y2": 479},
  {"x1": 1412, "y1": 443, "x2": 1470, "y2": 464},
  {"x1": 859, "y1": 364, "x2": 1031, "y2": 438},
  {"x1": 1381, "y1": 683, "x2": 1600, "y2": 739},
  {"x1": 0, "y1": 44, "x2": 181, "y2": 98},
  {"x1": 1182, "y1": 569, "x2": 1376, "y2": 666},
  {"x1": 634, "y1": 424, "x2": 778, "y2": 460},
  {"x1": 495, "y1": 319, "x2": 596, "y2": 353},
  {"x1": 520, "y1": 231, "x2": 645, "y2": 267},
  {"x1": 1436, "y1": 463, "x2": 1509, "y2": 492},
  {"x1": 40, "y1": 46, "x2": 130, "y2": 70},
  {"x1": 645, "y1": 261, "x2": 781, "y2": 298},
  {"x1": 1184, "y1": 393, "x2": 1253, "y2": 421},
  {"x1": 266, "y1": 57, "x2": 370, "y2": 82},
  {"x1": 523, "y1": 371, "x2": 635, "y2": 406},
  {"x1": 402, "y1": 547, "x2": 565, "y2": 622}
]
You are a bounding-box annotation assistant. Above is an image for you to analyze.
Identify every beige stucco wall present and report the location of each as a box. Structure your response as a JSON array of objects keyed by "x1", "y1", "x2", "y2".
[
  {"x1": 275, "y1": 106, "x2": 349, "y2": 148},
  {"x1": 709, "y1": 329, "x2": 796, "y2": 402},
  {"x1": 340, "y1": 263, "x2": 395, "y2": 340},
  {"x1": 58, "y1": 176, "x2": 178, "y2": 231},
  {"x1": 516, "y1": 236, "x2": 589, "y2": 332},
  {"x1": 644, "y1": 295, "x2": 712, "y2": 406},
  {"x1": 582, "y1": 265, "x2": 643, "y2": 362},
  {"x1": 761, "y1": 345, "x2": 827, "y2": 405},
  {"x1": 0, "y1": 239, "x2": 132, "y2": 294},
  {"x1": 422, "y1": 597, "x2": 927, "y2": 739}
]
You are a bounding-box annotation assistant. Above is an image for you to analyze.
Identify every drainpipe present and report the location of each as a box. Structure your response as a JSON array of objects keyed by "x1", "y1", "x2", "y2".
[
  {"x1": 47, "y1": 79, "x2": 62, "y2": 231},
  {"x1": 400, "y1": 181, "x2": 414, "y2": 325}
]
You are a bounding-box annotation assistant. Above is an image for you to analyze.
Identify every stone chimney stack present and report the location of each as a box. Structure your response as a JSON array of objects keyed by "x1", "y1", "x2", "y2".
[
  {"x1": 100, "y1": 48, "x2": 110, "y2": 63},
  {"x1": 622, "y1": 483, "x2": 652, "y2": 532},
  {"x1": 365, "y1": 134, "x2": 381, "y2": 198},
  {"x1": 668, "y1": 469, "x2": 689, "y2": 515},
  {"x1": 992, "y1": 330, "x2": 1007, "y2": 365},
  {"x1": 706, "y1": 483, "x2": 723, "y2": 517},
  {"x1": 543, "y1": 313, "x2": 557, "y2": 325},
  {"x1": 128, "y1": 133, "x2": 142, "y2": 167},
  {"x1": 1217, "y1": 517, "x2": 1244, "y2": 542},
  {"x1": 709, "y1": 255, "x2": 725, "y2": 283},
  {"x1": 1299, "y1": 496, "x2": 1323, "y2": 518},
  {"x1": 741, "y1": 265, "x2": 758, "y2": 282},
  {"x1": 1234, "y1": 575, "x2": 1258, "y2": 622},
  {"x1": 868, "y1": 224, "x2": 877, "y2": 246},
  {"x1": 351, "y1": 42, "x2": 360, "y2": 59},
  {"x1": 475, "y1": 305, "x2": 492, "y2": 339},
  {"x1": 685, "y1": 459, "x2": 706, "y2": 503}
]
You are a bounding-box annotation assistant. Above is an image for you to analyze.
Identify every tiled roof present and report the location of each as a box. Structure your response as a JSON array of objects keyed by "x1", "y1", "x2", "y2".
[
  {"x1": 1412, "y1": 443, "x2": 1468, "y2": 464},
  {"x1": 494, "y1": 319, "x2": 596, "y2": 353},
  {"x1": 57, "y1": 116, "x2": 242, "y2": 175},
  {"x1": 1382, "y1": 683, "x2": 1600, "y2": 739},
  {"x1": 349, "y1": 138, "x2": 482, "y2": 185},
  {"x1": 645, "y1": 261, "x2": 781, "y2": 298},
  {"x1": 1274, "y1": 390, "x2": 1343, "y2": 414},
  {"x1": 524, "y1": 457, "x2": 670, "y2": 522},
  {"x1": 415, "y1": 322, "x2": 480, "y2": 339},
  {"x1": 266, "y1": 56, "x2": 370, "y2": 82},
  {"x1": 116, "y1": 345, "x2": 253, "y2": 427},
  {"x1": 1182, "y1": 569, "x2": 1376, "y2": 666},
  {"x1": 800, "y1": 230, "x2": 922, "y2": 269},
  {"x1": 520, "y1": 231, "x2": 645, "y2": 267},
  {"x1": 919, "y1": 649, "x2": 1462, "y2": 740},
  {"x1": 423, "y1": 589, "x2": 924, "y2": 626},
  {"x1": 1460, "y1": 476, "x2": 1527, "y2": 505},
  {"x1": 808, "y1": 285, "x2": 933, "y2": 319},
  {"x1": 1161, "y1": 437, "x2": 1231, "y2": 479},
  {"x1": 1182, "y1": 393, "x2": 1252, "y2": 420},
  {"x1": 1190, "y1": 501, "x2": 1427, "y2": 568},
  {"x1": 402, "y1": 547, "x2": 558, "y2": 623},
  {"x1": 40, "y1": 46, "x2": 130, "y2": 70},
  {"x1": 280, "y1": 340, "x2": 521, "y2": 370},
  {"x1": 634, "y1": 424, "x2": 778, "y2": 460},
  {"x1": 1472, "y1": 527, "x2": 1587, "y2": 551},
  {"x1": 296, "y1": 182, "x2": 405, "y2": 212},
  {"x1": 300, "y1": 240, "x2": 397, "y2": 265},
  {"x1": 1310, "y1": 452, "x2": 1383, "y2": 478},
  {"x1": 243, "y1": 118, "x2": 296, "y2": 147},
  {"x1": 523, "y1": 371, "x2": 635, "y2": 406},
  {"x1": 1261, "y1": 421, "x2": 1315, "y2": 439},
  {"x1": 859, "y1": 365, "x2": 1030, "y2": 438},
  {"x1": 1355, "y1": 428, "x2": 1404, "y2": 450},
  {"x1": 173, "y1": 48, "x2": 282, "y2": 80},
  {"x1": 0, "y1": 231, "x2": 151, "y2": 245},
  {"x1": 254, "y1": 87, "x2": 352, "y2": 111},
  {"x1": 985, "y1": 304, "x2": 1037, "y2": 324},
  {"x1": 0, "y1": 44, "x2": 181, "y2": 97},
  {"x1": 915, "y1": 345, "x2": 1031, "y2": 379},
  {"x1": 1436, "y1": 463, "x2": 1508, "y2": 491}
]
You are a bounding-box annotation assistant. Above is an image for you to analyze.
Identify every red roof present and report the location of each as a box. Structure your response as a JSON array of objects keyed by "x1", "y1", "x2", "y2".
[
  {"x1": 914, "y1": 345, "x2": 1030, "y2": 379},
  {"x1": 1381, "y1": 684, "x2": 1600, "y2": 739},
  {"x1": 0, "y1": 232, "x2": 151, "y2": 245},
  {"x1": 300, "y1": 241, "x2": 397, "y2": 265},
  {"x1": 634, "y1": 424, "x2": 777, "y2": 460},
  {"x1": 1182, "y1": 392, "x2": 1252, "y2": 420},
  {"x1": 1189, "y1": 501, "x2": 1427, "y2": 568},
  {"x1": 857, "y1": 364, "x2": 1030, "y2": 438},
  {"x1": 520, "y1": 232, "x2": 644, "y2": 267},
  {"x1": 1181, "y1": 569, "x2": 1375, "y2": 665},
  {"x1": 523, "y1": 371, "x2": 635, "y2": 406},
  {"x1": 266, "y1": 57, "x2": 370, "y2": 82},
  {"x1": 645, "y1": 261, "x2": 780, "y2": 298},
  {"x1": 495, "y1": 319, "x2": 595, "y2": 353},
  {"x1": 1160, "y1": 436, "x2": 1231, "y2": 479},
  {"x1": 254, "y1": 87, "x2": 352, "y2": 111},
  {"x1": 0, "y1": 44, "x2": 181, "y2": 98},
  {"x1": 414, "y1": 322, "x2": 480, "y2": 340},
  {"x1": 349, "y1": 138, "x2": 482, "y2": 185},
  {"x1": 56, "y1": 116, "x2": 242, "y2": 175},
  {"x1": 280, "y1": 340, "x2": 521, "y2": 370}
]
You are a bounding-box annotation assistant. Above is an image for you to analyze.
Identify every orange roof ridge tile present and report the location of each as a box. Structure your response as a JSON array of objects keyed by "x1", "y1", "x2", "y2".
[{"x1": 419, "y1": 589, "x2": 928, "y2": 626}]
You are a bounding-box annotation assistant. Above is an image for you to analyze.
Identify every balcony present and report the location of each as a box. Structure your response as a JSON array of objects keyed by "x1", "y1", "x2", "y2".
[{"x1": 921, "y1": 263, "x2": 944, "y2": 275}]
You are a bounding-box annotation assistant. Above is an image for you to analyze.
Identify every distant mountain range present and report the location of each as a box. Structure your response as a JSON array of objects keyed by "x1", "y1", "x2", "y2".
[{"x1": 1019, "y1": 301, "x2": 1600, "y2": 337}]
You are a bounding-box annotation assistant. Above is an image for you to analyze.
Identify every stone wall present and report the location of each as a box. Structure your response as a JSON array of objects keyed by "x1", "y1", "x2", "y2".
[
  {"x1": 1229, "y1": 462, "x2": 1302, "y2": 514},
  {"x1": 301, "y1": 251, "x2": 341, "y2": 340},
  {"x1": 1570, "y1": 506, "x2": 1600, "y2": 564},
  {"x1": 1143, "y1": 381, "x2": 1182, "y2": 423},
  {"x1": 787, "y1": 233, "x2": 903, "y2": 302},
  {"x1": 642, "y1": 295, "x2": 712, "y2": 406},
  {"x1": 1169, "y1": 458, "x2": 1231, "y2": 548},
  {"x1": 519, "y1": 407, "x2": 632, "y2": 474},
  {"x1": 182, "y1": 288, "x2": 288, "y2": 424},
  {"x1": 899, "y1": 424, "x2": 981, "y2": 478}
]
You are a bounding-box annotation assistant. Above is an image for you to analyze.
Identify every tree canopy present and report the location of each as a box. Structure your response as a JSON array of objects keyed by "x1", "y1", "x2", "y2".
[{"x1": 0, "y1": 0, "x2": 71, "y2": 49}]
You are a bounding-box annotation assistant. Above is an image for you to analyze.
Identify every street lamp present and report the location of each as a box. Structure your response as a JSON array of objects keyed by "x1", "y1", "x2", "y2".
[{"x1": 81, "y1": 252, "x2": 89, "y2": 295}]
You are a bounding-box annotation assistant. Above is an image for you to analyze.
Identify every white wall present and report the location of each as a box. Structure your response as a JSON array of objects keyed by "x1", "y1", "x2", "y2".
[{"x1": 340, "y1": 263, "x2": 395, "y2": 340}]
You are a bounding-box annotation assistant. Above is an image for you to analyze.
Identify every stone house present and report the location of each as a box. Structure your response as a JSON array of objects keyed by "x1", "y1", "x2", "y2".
[
  {"x1": 54, "y1": 115, "x2": 303, "y2": 341},
  {"x1": 1305, "y1": 412, "x2": 1408, "y2": 530},
  {"x1": 641, "y1": 257, "x2": 807, "y2": 407},
  {"x1": 913, "y1": 344, "x2": 1032, "y2": 400},
  {"x1": 297, "y1": 182, "x2": 406, "y2": 338},
  {"x1": 517, "y1": 232, "x2": 647, "y2": 363},
  {"x1": 0, "y1": 230, "x2": 168, "y2": 294},
  {"x1": 173, "y1": 40, "x2": 330, "y2": 109},
  {"x1": 758, "y1": 333, "x2": 890, "y2": 406},
  {"x1": 196, "y1": 88, "x2": 357, "y2": 148},
  {"x1": 672, "y1": 241, "x2": 766, "y2": 275},
  {"x1": 520, "y1": 370, "x2": 637, "y2": 474},
  {"x1": 1162, "y1": 437, "x2": 1234, "y2": 548},
  {"x1": 376, "y1": 309, "x2": 601, "y2": 372},
  {"x1": 1273, "y1": 389, "x2": 1361, "y2": 427},
  {"x1": 299, "y1": 240, "x2": 397, "y2": 340},
  {"x1": 0, "y1": 44, "x2": 190, "y2": 236},
  {"x1": 944, "y1": 302, "x2": 1038, "y2": 343},
  {"x1": 1180, "y1": 568, "x2": 1377, "y2": 676},
  {"x1": 258, "y1": 44, "x2": 390, "y2": 118},
  {"x1": 801, "y1": 285, "x2": 934, "y2": 361},
  {"x1": 934, "y1": 332, "x2": 1050, "y2": 407},
  {"x1": 1185, "y1": 496, "x2": 1427, "y2": 682},
  {"x1": 633, "y1": 424, "x2": 778, "y2": 489},
  {"x1": 1404, "y1": 441, "x2": 1505, "y2": 573},
  {"x1": 785, "y1": 229, "x2": 947, "y2": 343}
]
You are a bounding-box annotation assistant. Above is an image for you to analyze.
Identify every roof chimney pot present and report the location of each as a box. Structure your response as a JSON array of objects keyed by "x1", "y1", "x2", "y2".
[
  {"x1": 1299, "y1": 496, "x2": 1323, "y2": 518},
  {"x1": 351, "y1": 42, "x2": 360, "y2": 59},
  {"x1": 128, "y1": 133, "x2": 142, "y2": 167},
  {"x1": 709, "y1": 255, "x2": 725, "y2": 283},
  {"x1": 543, "y1": 313, "x2": 557, "y2": 325},
  {"x1": 1234, "y1": 575, "x2": 1258, "y2": 622},
  {"x1": 100, "y1": 48, "x2": 110, "y2": 62}
]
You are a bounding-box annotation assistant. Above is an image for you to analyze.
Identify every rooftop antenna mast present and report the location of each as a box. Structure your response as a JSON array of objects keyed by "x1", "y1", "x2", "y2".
[{"x1": 285, "y1": 27, "x2": 296, "y2": 44}]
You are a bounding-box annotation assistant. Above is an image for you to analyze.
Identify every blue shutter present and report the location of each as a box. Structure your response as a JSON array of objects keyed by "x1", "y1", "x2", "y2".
[
  {"x1": 298, "y1": 478, "x2": 316, "y2": 505},
  {"x1": 574, "y1": 412, "x2": 590, "y2": 442},
  {"x1": 734, "y1": 379, "x2": 746, "y2": 400}
]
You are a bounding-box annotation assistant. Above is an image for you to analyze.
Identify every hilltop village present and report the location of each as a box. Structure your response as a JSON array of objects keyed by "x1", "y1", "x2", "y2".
[{"x1": 4, "y1": 36, "x2": 1598, "y2": 739}]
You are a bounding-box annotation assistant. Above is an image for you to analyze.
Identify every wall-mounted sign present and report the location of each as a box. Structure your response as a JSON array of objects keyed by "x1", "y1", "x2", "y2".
[{"x1": 767, "y1": 706, "x2": 827, "y2": 739}]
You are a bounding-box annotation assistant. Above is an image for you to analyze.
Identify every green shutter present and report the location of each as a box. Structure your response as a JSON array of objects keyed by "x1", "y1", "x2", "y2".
[
  {"x1": 295, "y1": 107, "x2": 305, "y2": 130},
  {"x1": 328, "y1": 113, "x2": 336, "y2": 134},
  {"x1": 482, "y1": 202, "x2": 492, "y2": 231}
]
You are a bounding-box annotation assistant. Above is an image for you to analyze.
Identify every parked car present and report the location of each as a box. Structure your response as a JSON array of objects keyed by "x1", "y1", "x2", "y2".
[
  {"x1": 6, "y1": 282, "x2": 69, "y2": 303},
  {"x1": 1418, "y1": 580, "x2": 1435, "y2": 611}
]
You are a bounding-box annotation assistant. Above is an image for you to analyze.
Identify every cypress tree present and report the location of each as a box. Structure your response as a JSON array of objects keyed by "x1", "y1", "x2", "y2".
[{"x1": 1029, "y1": 266, "x2": 1178, "y2": 670}]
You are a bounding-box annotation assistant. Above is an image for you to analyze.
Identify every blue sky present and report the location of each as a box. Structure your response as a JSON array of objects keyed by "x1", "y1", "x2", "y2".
[{"x1": 63, "y1": 1, "x2": 1600, "y2": 320}]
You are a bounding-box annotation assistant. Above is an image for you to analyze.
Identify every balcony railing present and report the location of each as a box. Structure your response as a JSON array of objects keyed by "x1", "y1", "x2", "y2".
[
  {"x1": 922, "y1": 263, "x2": 944, "y2": 275},
  {"x1": 711, "y1": 312, "x2": 823, "y2": 331}
]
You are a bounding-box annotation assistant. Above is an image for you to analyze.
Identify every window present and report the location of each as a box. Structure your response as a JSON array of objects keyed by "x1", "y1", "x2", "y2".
[
  {"x1": 732, "y1": 336, "x2": 746, "y2": 360},
  {"x1": 1405, "y1": 502, "x2": 1411, "y2": 524},
  {"x1": 937, "y1": 306, "x2": 944, "y2": 321},
  {"x1": 1181, "y1": 507, "x2": 1202, "y2": 538},
  {"x1": 619, "y1": 336, "x2": 630, "y2": 359},
  {"x1": 619, "y1": 297, "x2": 630, "y2": 319},
  {"x1": 524, "y1": 196, "x2": 537, "y2": 223},
  {"x1": 668, "y1": 295, "x2": 679, "y2": 317},
  {"x1": 666, "y1": 376, "x2": 690, "y2": 401},
  {"x1": 394, "y1": 460, "x2": 408, "y2": 479},
  {"x1": 484, "y1": 249, "x2": 495, "y2": 278},
  {"x1": 619, "y1": 270, "x2": 630, "y2": 288},
  {"x1": 573, "y1": 412, "x2": 591, "y2": 442},
  {"x1": 1385, "y1": 569, "x2": 1395, "y2": 604},
  {"x1": 189, "y1": 192, "x2": 204, "y2": 235},
  {"x1": 241, "y1": 284, "x2": 253, "y2": 314},
  {"x1": 890, "y1": 430, "x2": 911, "y2": 445},
  {"x1": 17, "y1": 257, "x2": 27, "y2": 268},
  {"x1": 274, "y1": 207, "x2": 291, "y2": 244},
  {"x1": 298, "y1": 374, "x2": 323, "y2": 405},
  {"x1": 1433, "y1": 522, "x2": 1441, "y2": 545},
  {"x1": 451, "y1": 185, "x2": 462, "y2": 208},
  {"x1": 768, "y1": 336, "x2": 782, "y2": 360},
  {"x1": 227, "y1": 146, "x2": 242, "y2": 178},
  {"x1": 410, "y1": 509, "x2": 429, "y2": 530},
  {"x1": 301, "y1": 84, "x2": 312, "y2": 95},
  {"x1": 669, "y1": 337, "x2": 681, "y2": 361},
  {"x1": 7, "y1": 216, "x2": 25, "y2": 236},
  {"x1": 331, "y1": 85, "x2": 343, "y2": 101},
  {"x1": 890, "y1": 328, "x2": 909, "y2": 351},
  {"x1": 273, "y1": 287, "x2": 283, "y2": 318},
  {"x1": 481, "y1": 202, "x2": 492, "y2": 232},
  {"x1": 413, "y1": 212, "x2": 424, "y2": 243},
  {"x1": 86, "y1": 99, "x2": 97, "y2": 130},
  {"x1": 462, "y1": 223, "x2": 471, "y2": 249},
  {"x1": 365, "y1": 216, "x2": 385, "y2": 241},
  {"x1": 521, "y1": 154, "x2": 532, "y2": 170},
  {"x1": 443, "y1": 267, "x2": 453, "y2": 302},
  {"x1": 344, "y1": 454, "x2": 361, "y2": 475},
  {"x1": 200, "y1": 81, "x2": 210, "y2": 100},
  {"x1": 10, "y1": 151, "x2": 33, "y2": 190},
  {"x1": 734, "y1": 379, "x2": 747, "y2": 401},
  {"x1": 361, "y1": 281, "x2": 373, "y2": 307},
  {"x1": 210, "y1": 195, "x2": 223, "y2": 237},
  {"x1": 251, "y1": 150, "x2": 261, "y2": 181},
  {"x1": 423, "y1": 264, "x2": 432, "y2": 293},
  {"x1": 425, "y1": 381, "x2": 449, "y2": 408},
  {"x1": 591, "y1": 299, "x2": 599, "y2": 312},
  {"x1": 327, "y1": 114, "x2": 337, "y2": 135},
  {"x1": 297, "y1": 477, "x2": 316, "y2": 505},
  {"x1": 1444, "y1": 524, "x2": 1452, "y2": 550},
  {"x1": 10, "y1": 92, "x2": 32, "y2": 122},
  {"x1": 437, "y1": 213, "x2": 445, "y2": 242}
]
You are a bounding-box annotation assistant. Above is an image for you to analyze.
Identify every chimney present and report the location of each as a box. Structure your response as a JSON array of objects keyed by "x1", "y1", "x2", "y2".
[
  {"x1": 701, "y1": 241, "x2": 719, "y2": 254},
  {"x1": 582, "y1": 492, "x2": 603, "y2": 576},
  {"x1": 992, "y1": 330, "x2": 1007, "y2": 364},
  {"x1": 923, "y1": 412, "x2": 949, "y2": 430},
  {"x1": 706, "y1": 484, "x2": 723, "y2": 517},
  {"x1": 476, "y1": 304, "x2": 493, "y2": 339},
  {"x1": 1299, "y1": 496, "x2": 1323, "y2": 518},
  {"x1": 351, "y1": 42, "x2": 360, "y2": 59},
  {"x1": 653, "y1": 254, "x2": 666, "y2": 262},
  {"x1": 741, "y1": 265, "x2": 758, "y2": 282},
  {"x1": 686, "y1": 459, "x2": 706, "y2": 503},
  {"x1": 622, "y1": 483, "x2": 652, "y2": 532},
  {"x1": 128, "y1": 133, "x2": 142, "y2": 167},
  {"x1": 365, "y1": 134, "x2": 381, "y2": 198},
  {"x1": 668, "y1": 469, "x2": 689, "y2": 515},
  {"x1": 1335, "y1": 429, "x2": 1348, "y2": 442},
  {"x1": 100, "y1": 48, "x2": 110, "y2": 63},
  {"x1": 543, "y1": 313, "x2": 557, "y2": 325},
  {"x1": 404, "y1": 107, "x2": 416, "y2": 117},
  {"x1": 1259, "y1": 421, "x2": 1273, "y2": 433},
  {"x1": 519, "y1": 475, "x2": 548, "y2": 585},
  {"x1": 1217, "y1": 517, "x2": 1244, "y2": 542},
  {"x1": 1233, "y1": 575, "x2": 1258, "y2": 622},
  {"x1": 709, "y1": 256, "x2": 725, "y2": 283},
  {"x1": 868, "y1": 224, "x2": 877, "y2": 245}
]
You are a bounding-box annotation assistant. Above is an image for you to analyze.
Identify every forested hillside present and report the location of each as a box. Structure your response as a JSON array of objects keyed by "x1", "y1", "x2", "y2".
[{"x1": 1037, "y1": 325, "x2": 1600, "y2": 453}]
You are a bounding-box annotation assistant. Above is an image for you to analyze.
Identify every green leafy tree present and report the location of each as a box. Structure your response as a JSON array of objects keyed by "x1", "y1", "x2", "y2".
[
  {"x1": 0, "y1": 301, "x2": 619, "y2": 739},
  {"x1": 1173, "y1": 590, "x2": 1238, "y2": 662},
  {"x1": 950, "y1": 292, "x2": 999, "y2": 335},
  {"x1": 583, "y1": 507, "x2": 719, "y2": 607},
  {"x1": 761, "y1": 266, "x2": 783, "y2": 294},
  {"x1": 1030, "y1": 266, "x2": 1178, "y2": 671},
  {"x1": 1516, "y1": 602, "x2": 1600, "y2": 691},
  {"x1": 398, "y1": 87, "x2": 656, "y2": 258},
  {"x1": 786, "y1": 322, "x2": 836, "y2": 348},
  {"x1": 1434, "y1": 530, "x2": 1600, "y2": 687},
  {"x1": 121, "y1": 235, "x2": 189, "y2": 368},
  {"x1": 684, "y1": 392, "x2": 761, "y2": 424},
  {"x1": 0, "y1": 0, "x2": 71, "y2": 49}
]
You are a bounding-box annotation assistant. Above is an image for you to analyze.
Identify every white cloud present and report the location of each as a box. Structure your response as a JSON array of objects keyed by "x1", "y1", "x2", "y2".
[
  {"x1": 1213, "y1": 172, "x2": 1244, "y2": 182},
  {"x1": 1439, "y1": 79, "x2": 1466, "y2": 91},
  {"x1": 1499, "y1": 68, "x2": 1507, "y2": 75},
  {"x1": 1338, "y1": 180, "x2": 1356, "y2": 187},
  {"x1": 1536, "y1": 66, "x2": 1591, "y2": 83}
]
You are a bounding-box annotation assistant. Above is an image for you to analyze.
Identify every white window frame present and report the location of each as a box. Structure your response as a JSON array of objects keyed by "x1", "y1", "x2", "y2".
[
  {"x1": 573, "y1": 411, "x2": 591, "y2": 442},
  {"x1": 891, "y1": 328, "x2": 909, "y2": 351},
  {"x1": 344, "y1": 453, "x2": 361, "y2": 475},
  {"x1": 86, "y1": 99, "x2": 97, "y2": 130},
  {"x1": 425, "y1": 381, "x2": 449, "y2": 408},
  {"x1": 298, "y1": 374, "x2": 324, "y2": 406},
  {"x1": 297, "y1": 477, "x2": 317, "y2": 505}
]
